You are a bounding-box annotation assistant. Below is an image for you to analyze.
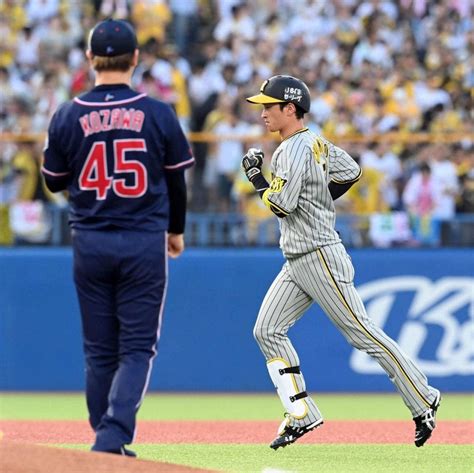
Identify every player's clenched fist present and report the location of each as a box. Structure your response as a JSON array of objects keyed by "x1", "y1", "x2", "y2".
[{"x1": 242, "y1": 148, "x2": 264, "y2": 182}]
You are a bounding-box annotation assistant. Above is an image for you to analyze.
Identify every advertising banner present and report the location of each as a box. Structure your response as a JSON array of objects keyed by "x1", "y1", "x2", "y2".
[{"x1": 0, "y1": 248, "x2": 472, "y2": 391}]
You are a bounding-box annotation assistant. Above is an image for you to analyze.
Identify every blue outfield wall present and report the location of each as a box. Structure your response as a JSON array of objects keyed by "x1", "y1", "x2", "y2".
[{"x1": 0, "y1": 247, "x2": 473, "y2": 392}]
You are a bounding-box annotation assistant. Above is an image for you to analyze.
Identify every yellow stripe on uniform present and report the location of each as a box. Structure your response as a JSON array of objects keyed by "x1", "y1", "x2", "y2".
[
  {"x1": 316, "y1": 249, "x2": 431, "y2": 408},
  {"x1": 262, "y1": 189, "x2": 290, "y2": 215}
]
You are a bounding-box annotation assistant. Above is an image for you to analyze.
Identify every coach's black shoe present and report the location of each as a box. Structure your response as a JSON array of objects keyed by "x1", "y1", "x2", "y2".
[
  {"x1": 414, "y1": 392, "x2": 441, "y2": 447},
  {"x1": 91, "y1": 445, "x2": 137, "y2": 457},
  {"x1": 120, "y1": 446, "x2": 137, "y2": 457},
  {"x1": 270, "y1": 418, "x2": 323, "y2": 450}
]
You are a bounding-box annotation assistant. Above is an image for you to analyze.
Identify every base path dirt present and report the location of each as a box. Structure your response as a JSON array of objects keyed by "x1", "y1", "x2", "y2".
[
  {"x1": 0, "y1": 440, "x2": 218, "y2": 473},
  {"x1": 0, "y1": 420, "x2": 472, "y2": 444}
]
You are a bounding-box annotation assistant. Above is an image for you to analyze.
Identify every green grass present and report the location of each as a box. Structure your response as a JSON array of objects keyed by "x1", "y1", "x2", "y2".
[
  {"x1": 2, "y1": 393, "x2": 473, "y2": 473},
  {"x1": 1, "y1": 392, "x2": 473, "y2": 420},
  {"x1": 58, "y1": 444, "x2": 474, "y2": 473}
]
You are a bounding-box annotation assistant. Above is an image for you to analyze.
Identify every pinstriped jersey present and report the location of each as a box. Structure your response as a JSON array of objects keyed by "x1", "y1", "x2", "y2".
[{"x1": 264, "y1": 128, "x2": 361, "y2": 257}]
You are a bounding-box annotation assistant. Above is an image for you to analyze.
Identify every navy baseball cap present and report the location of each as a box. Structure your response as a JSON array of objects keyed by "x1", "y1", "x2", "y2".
[{"x1": 89, "y1": 18, "x2": 137, "y2": 57}]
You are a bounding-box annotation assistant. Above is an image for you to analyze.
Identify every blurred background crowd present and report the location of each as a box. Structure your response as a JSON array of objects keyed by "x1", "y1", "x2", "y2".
[{"x1": 0, "y1": 0, "x2": 473, "y2": 247}]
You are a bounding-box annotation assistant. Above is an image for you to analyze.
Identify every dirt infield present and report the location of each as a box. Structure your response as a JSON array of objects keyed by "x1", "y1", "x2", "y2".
[
  {"x1": 0, "y1": 440, "x2": 218, "y2": 473},
  {"x1": 0, "y1": 420, "x2": 472, "y2": 444}
]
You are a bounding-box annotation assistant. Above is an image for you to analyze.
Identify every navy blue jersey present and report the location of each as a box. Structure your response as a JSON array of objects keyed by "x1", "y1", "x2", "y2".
[{"x1": 42, "y1": 84, "x2": 194, "y2": 231}]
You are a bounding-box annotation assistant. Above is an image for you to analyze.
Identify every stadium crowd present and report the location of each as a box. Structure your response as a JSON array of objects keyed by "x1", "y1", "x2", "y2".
[{"x1": 0, "y1": 0, "x2": 473, "y2": 246}]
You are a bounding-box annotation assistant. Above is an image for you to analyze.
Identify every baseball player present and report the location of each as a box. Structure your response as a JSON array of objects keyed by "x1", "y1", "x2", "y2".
[
  {"x1": 41, "y1": 19, "x2": 194, "y2": 456},
  {"x1": 242, "y1": 75, "x2": 441, "y2": 450}
]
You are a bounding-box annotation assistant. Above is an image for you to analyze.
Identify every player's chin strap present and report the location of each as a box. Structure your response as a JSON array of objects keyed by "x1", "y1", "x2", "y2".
[{"x1": 267, "y1": 358, "x2": 309, "y2": 419}]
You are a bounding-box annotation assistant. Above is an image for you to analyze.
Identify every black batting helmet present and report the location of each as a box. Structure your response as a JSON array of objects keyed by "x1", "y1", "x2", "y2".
[{"x1": 246, "y1": 75, "x2": 311, "y2": 113}]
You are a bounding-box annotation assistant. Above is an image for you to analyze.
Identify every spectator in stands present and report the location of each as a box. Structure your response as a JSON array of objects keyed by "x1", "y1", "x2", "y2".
[
  {"x1": 403, "y1": 162, "x2": 442, "y2": 246},
  {"x1": 341, "y1": 165, "x2": 389, "y2": 215},
  {"x1": 351, "y1": 28, "x2": 393, "y2": 71},
  {"x1": 211, "y1": 99, "x2": 249, "y2": 212},
  {"x1": 15, "y1": 26, "x2": 40, "y2": 74},
  {"x1": 361, "y1": 141, "x2": 403, "y2": 210},
  {"x1": 95, "y1": 0, "x2": 128, "y2": 19},
  {"x1": 452, "y1": 143, "x2": 474, "y2": 213},
  {"x1": 214, "y1": 3, "x2": 256, "y2": 44},
  {"x1": 1, "y1": 0, "x2": 473, "y2": 245},
  {"x1": 426, "y1": 145, "x2": 460, "y2": 226},
  {"x1": 187, "y1": 53, "x2": 223, "y2": 209},
  {"x1": 169, "y1": 0, "x2": 199, "y2": 58},
  {"x1": 131, "y1": 0, "x2": 171, "y2": 46},
  {"x1": 25, "y1": 0, "x2": 60, "y2": 31}
]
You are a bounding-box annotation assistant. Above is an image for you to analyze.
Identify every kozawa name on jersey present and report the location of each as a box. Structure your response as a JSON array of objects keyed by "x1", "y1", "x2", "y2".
[{"x1": 79, "y1": 108, "x2": 145, "y2": 137}]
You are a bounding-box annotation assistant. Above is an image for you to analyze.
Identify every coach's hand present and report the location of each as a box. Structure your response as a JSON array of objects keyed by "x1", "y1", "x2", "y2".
[
  {"x1": 242, "y1": 148, "x2": 264, "y2": 182},
  {"x1": 168, "y1": 233, "x2": 184, "y2": 258}
]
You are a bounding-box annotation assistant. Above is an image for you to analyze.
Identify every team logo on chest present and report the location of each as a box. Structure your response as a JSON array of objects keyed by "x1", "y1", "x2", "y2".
[{"x1": 312, "y1": 138, "x2": 328, "y2": 164}]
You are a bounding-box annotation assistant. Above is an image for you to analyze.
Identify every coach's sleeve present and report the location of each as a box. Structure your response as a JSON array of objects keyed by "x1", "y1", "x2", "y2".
[
  {"x1": 165, "y1": 170, "x2": 187, "y2": 234},
  {"x1": 161, "y1": 104, "x2": 195, "y2": 172},
  {"x1": 42, "y1": 110, "x2": 71, "y2": 192}
]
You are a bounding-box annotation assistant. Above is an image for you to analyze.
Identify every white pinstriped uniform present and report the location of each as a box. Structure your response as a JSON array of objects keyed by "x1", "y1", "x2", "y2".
[{"x1": 254, "y1": 128, "x2": 439, "y2": 429}]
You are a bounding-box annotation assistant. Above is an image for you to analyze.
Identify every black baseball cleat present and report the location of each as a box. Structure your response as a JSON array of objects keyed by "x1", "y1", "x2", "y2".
[
  {"x1": 270, "y1": 419, "x2": 324, "y2": 450},
  {"x1": 414, "y1": 391, "x2": 441, "y2": 447}
]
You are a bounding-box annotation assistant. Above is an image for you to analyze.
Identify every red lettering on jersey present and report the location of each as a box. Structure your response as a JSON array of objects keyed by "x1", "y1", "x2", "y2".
[
  {"x1": 100, "y1": 109, "x2": 111, "y2": 131},
  {"x1": 79, "y1": 115, "x2": 91, "y2": 137},
  {"x1": 110, "y1": 108, "x2": 122, "y2": 129},
  {"x1": 121, "y1": 108, "x2": 131, "y2": 129},
  {"x1": 79, "y1": 108, "x2": 144, "y2": 136},
  {"x1": 132, "y1": 110, "x2": 144, "y2": 132},
  {"x1": 90, "y1": 111, "x2": 102, "y2": 133}
]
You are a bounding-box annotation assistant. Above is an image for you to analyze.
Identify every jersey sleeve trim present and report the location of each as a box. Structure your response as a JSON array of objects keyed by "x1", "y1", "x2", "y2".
[
  {"x1": 330, "y1": 168, "x2": 362, "y2": 184},
  {"x1": 41, "y1": 166, "x2": 70, "y2": 177},
  {"x1": 73, "y1": 93, "x2": 147, "y2": 107},
  {"x1": 164, "y1": 157, "x2": 195, "y2": 171},
  {"x1": 262, "y1": 189, "x2": 290, "y2": 216}
]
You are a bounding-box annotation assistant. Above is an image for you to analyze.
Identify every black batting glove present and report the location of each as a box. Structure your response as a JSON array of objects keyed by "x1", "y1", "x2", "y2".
[{"x1": 242, "y1": 148, "x2": 264, "y2": 182}]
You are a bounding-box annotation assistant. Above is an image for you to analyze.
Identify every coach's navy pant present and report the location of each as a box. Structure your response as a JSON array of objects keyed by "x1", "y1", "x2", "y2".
[{"x1": 72, "y1": 229, "x2": 167, "y2": 452}]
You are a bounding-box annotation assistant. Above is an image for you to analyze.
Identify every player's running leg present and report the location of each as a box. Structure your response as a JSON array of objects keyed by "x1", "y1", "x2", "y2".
[
  {"x1": 289, "y1": 244, "x2": 440, "y2": 445},
  {"x1": 254, "y1": 263, "x2": 323, "y2": 449}
]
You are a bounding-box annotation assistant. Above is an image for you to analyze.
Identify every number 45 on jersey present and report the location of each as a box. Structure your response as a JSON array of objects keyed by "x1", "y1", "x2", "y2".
[{"x1": 79, "y1": 139, "x2": 148, "y2": 200}]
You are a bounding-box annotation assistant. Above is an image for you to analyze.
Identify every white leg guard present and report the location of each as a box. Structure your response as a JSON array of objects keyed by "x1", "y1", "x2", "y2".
[{"x1": 267, "y1": 358, "x2": 308, "y2": 419}]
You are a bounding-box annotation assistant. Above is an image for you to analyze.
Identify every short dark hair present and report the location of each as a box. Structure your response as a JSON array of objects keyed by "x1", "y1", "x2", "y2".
[
  {"x1": 419, "y1": 162, "x2": 431, "y2": 173},
  {"x1": 91, "y1": 52, "x2": 135, "y2": 72},
  {"x1": 279, "y1": 102, "x2": 305, "y2": 119}
]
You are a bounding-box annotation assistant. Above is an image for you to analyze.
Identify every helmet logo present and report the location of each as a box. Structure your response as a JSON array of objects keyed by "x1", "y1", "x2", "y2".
[{"x1": 284, "y1": 87, "x2": 302, "y2": 102}]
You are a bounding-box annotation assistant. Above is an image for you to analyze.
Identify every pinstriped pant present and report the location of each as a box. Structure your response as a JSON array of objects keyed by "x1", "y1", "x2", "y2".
[{"x1": 253, "y1": 243, "x2": 439, "y2": 426}]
